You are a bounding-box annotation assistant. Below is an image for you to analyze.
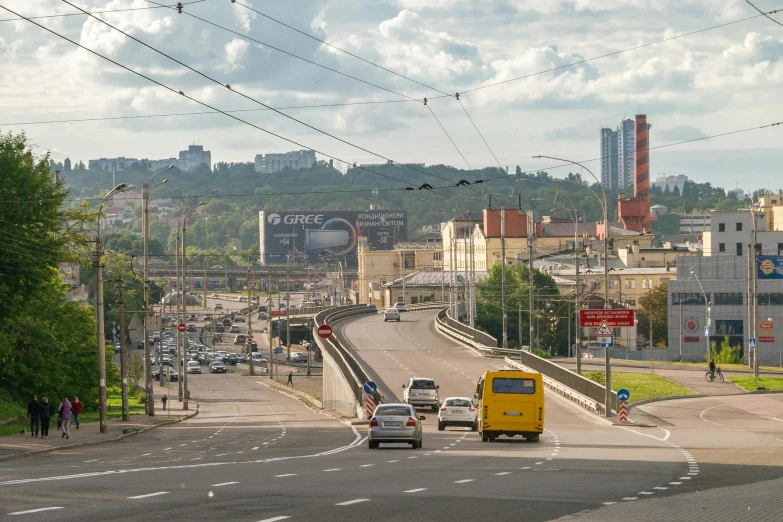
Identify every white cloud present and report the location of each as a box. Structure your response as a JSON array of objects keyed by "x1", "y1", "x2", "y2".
[
  {"x1": 233, "y1": 0, "x2": 257, "y2": 32},
  {"x1": 219, "y1": 38, "x2": 250, "y2": 72}
]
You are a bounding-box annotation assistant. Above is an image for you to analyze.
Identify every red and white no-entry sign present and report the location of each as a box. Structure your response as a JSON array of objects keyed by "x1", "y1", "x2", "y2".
[
  {"x1": 177, "y1": 323, "x2": 186, "y2": 333},
  {"x1": 317, "y1": 324, "x2": 333, "y2": 339}
]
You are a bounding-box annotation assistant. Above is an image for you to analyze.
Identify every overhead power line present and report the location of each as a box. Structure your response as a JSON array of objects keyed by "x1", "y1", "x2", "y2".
[
  {"x1": 746, "y1": 0, "x2": 783, "y2": 27},
  {"x1": 63, "y1": 0, "x2": 484, "y2": 194},
  {"x1": 0, "y1": 0, "x2": 207, "y2": 22},
  {"x1": 229, "y1": 0, "x2": 453, "y2": 98}
]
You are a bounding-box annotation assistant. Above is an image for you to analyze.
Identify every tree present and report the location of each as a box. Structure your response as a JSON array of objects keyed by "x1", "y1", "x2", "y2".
[
  {"x1": 672, "y1": 184, "x2": 680, "y2": 197},
  {"x1": 637, "y1": 284, "x2": 668, "y2": 347},
  {"x1": 64, "y1": 157, "x2": 72, "y2": 172}
]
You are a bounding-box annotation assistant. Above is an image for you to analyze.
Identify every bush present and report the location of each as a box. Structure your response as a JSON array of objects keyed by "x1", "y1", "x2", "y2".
[
  {"x1": 708, "y1": 337, "x2": 742, "y2": 365},
  {"x1": 585, "y1": 371, "x2": 605, "y2": 385},
  {"x1": 534, "y1": 349, "x2": 552, "y2": 359}
]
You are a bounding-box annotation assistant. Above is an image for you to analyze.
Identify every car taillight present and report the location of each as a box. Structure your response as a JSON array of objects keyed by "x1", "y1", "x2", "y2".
[
  {"x1": 469, "y1": 407, "x2": 475, "y2": 412},
  {"x1": 406, "y1": 417, "x2": 416, "y2": 427},
  {"x1": 440, "y1": 406, "x2": 447, "y2": 411},
  {"x1": 370, "y1": 418, "x2": 378, "y2": 427}
]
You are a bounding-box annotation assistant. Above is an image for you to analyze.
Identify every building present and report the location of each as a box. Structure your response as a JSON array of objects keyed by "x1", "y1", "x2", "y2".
[
  {"x1": 383, "y1": 271, "x2": 458, "y2": 306},
  {"x1": 255, "y1": 150, "x2": 316, "y2": 173},
  {"x1": 88, "y1": 157, "x2": 140, "y2": 171},
  {"x1": 600, "y1": 128, "x2": 619, "y2": 190},
  {"x1": 651, "y1": 174, "x2": 688, "y2": 193},
  {"x1": 679, "y1": 213, "x2": 711, "y2": 234},
  {"x1": 148, "y1": 158, "x2": 178, "y2": 171},
  {"x1": 618, "y1": 118, "x2": 636, "y2": 191},
  {"x1": 177, "y1": 145, "x2": 211, "y2": 172},
  {"x1": 618, "y1": 115, "x2": 652, "y2": 233},
  {"x1": 701, "y1": 210, "x2": 779, "y2": 256}
]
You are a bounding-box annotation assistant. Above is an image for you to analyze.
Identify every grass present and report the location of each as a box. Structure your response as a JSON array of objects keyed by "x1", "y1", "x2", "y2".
[
  {"x1": 0, "y1": 386, "x2": 145, "y2": 437},
  {"x1": 583, "y1": 371, "x2": 697, "y2": 403},
  {"x1": 728, "y1": 376, "x2": 783, "y2": 392},
  {"x1": 607, "y1": 359, "x2": 783, "y2": 374}
]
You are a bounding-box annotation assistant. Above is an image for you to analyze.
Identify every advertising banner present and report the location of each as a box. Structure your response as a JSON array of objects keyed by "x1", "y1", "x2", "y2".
[
  {"x1": 259, "y1": 210, "x2": 406, "y2": 266},
  {"x1": 758, "y1": 256, "x2": 783, "y2": 279},
  {"x1": 579, "y1": 309, "x2": 635, "y2": 327}
]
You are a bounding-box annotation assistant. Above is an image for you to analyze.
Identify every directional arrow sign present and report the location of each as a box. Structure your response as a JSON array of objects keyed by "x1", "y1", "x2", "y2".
[
  {"x1": 617, "y1": 388, "x2": 630, "y2": 402},
  {"x1": 595, "y1": 320, "x2": 613, "y2": 337}
]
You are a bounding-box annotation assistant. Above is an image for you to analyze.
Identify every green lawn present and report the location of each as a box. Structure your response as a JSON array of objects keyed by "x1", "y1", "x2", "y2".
[
  {"x1": 728, "y1": 376, "x2": 783, "y2": 392},
  {"x1": 611, "y1": 359, "x2": 783, "y2": 374},
  {"x1": 583, "y1": 371, "x2": 697, "y2": 403},
  {"x1": 0, "y1": 386, "x2": 145, "y2": 437}
]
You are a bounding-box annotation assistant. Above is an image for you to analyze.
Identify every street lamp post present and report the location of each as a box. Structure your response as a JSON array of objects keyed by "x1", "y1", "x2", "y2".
[
  {"x1": 534, "y1": 155, "x2": 611, "y2": 416},
  {"x1": 143, "y1": 165, "x2": 172, "y2": 415},
  {"x1": 96, "y1": 182, "x2": 136, "y2": 433}
]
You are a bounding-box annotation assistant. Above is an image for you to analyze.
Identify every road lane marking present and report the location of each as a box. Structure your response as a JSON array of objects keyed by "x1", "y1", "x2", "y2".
[
  {"x1": 211, "y1": 482, "x2": 239, "y2": 487},
  {"x1": 252, "y1": 447, "x2": 260, "y2": 451},
  {"x1": 335, "y1": 499, "x2": 370, "y2": 506},
  {"x1": 535, "y1": 462, "x2": 543, "y2": 465},
  {"x1": 669, "y1": 481, "x2": 682, "y2": 485},
  {"x1": 621, "y1": 497, "x2": 638, "y2": 501},
  {"x1": 679, "y1": 477, "x2": 691, "y2": 480},
  {"x1": 140, "y1": 453, "x2": 151, "y2": 457},
  {"x1": 639, "y1": 491, "x2": 654, "y2": 495},
  {"x1": 407, "y1": 456, "x2": 417, "y2": 459},
  {"x1": 359, "y1": 464, "x2": 374, "y2": 467},
  {"x1": 274, "y1": 474, "x2": 298, "y2": 478},
  {"x1": 495, "y1": 472, "x2": 511, "y2": 476},
  {"x1": 602, "y1": 502, "x2": 617, "y2": 506},
  {"x1": 387, "y1": 460, "x2": 399, "y2": 463},
  {"x1": 163, "y1": 448, "x2": 173, "y2": 451},
  {"x1": 323, "y1": 469, "x2": 341, "y2": 472},
  {"x1": 405, "y1": 488, "x2": 428, "y2": 493},
  {"x1": 257, "y1": 517, "x2": 291, "y2": 522},
  {"x1": 128, "y1": 492, "x2": 169, "y2": 499},
  {"x1": 653, "y1": 486, "x2": 668, "y2": 490},
  {"x1": 454, "y1": 479, "x2": 474, "y2": 483},
  {"x1": 84, "y1": 459, "x2": 98, "y2": 463},
  {"x1": 8, "y1": 507, "x2": 63, "y2": 515}
]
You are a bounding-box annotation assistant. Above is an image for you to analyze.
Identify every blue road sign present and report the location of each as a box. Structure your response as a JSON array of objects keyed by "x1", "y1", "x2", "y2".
[
  {"x1": 704, "y1": 326, "x2": 709, "y2": 336},
  {"x1": 598, "y1": 335, "x2": 614, "y2": 348},
  {"x1": 617, "y1": 388, "x2": 631, "y2": 402},
  {"x1": 274, "y1": 346, "x2": 284, "y2": 354},
  {"x1": 363, "y1": 381, "x2": 378, "y2": 394},
  {"x1": 749, "y1": 338, "x2": 757, "y2": 349}
]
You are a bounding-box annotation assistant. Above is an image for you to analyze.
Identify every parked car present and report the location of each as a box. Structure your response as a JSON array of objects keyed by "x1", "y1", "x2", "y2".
[
  {"x1": 114, "y1": 343, "x2": 121, "y2": 354},
  {"x1": 187, "y1": 361, "x2": 201, "y2": 374},
  {"x1": 222, "y1": 318, "x2": 232, "y2": 327},
  {"x1": 437, "y1": 397, "x2": 478, "y2": 431},
  {"x1": 187, "y1": 314, "x2": 197, "y2": 321},
  {"x1": 233, "y1": 334, "x2": 247, "y2": 345},
  {"x1": 368, "y1": 403, "x2": 425, "y2": 450},
  {"x1": 204, "y1": 314, "x2": 213, "y2": 321},
  {"x1": 186, "y1": 324, "x2": 197, "y2": 332},
  {"x1": 384, "y1": 308, "x2": 400, "y2": 322},
  {"x1": 288, "y1": 351, "x2": 308, "y2": 363},
  {"x1": 234, "y1": 313, "x2": 245, "y2": 322},
  {"x1": 209, "y1": 361, "x2": 227, "y2": 373},
  {"x1": 230, "y1": 325, "x2": 240, "y2": 333},
  {"x1": 402, "y1": 377, "x2": 440, "y2": 412},
  {"x1": 214, "y1": 303, "x2": 224, "y2": 310},
  {"x1": 230, "y1": 352, "x2": 246, "y2": 363}
]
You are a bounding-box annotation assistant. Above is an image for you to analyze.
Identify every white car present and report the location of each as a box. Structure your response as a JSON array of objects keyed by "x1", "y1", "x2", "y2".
[
  {"x1": 394, "y1": 302, "x2": 407, "y2": 312},
  {"x1": 187, "y1": 361, "x2": 201, "y2": 374},
  {"x1": 384, "y1": 308, "x2": 400, "y2": 322},
  {"x1": 437, "y1": 397, "x2": 478, "y2": 431}
]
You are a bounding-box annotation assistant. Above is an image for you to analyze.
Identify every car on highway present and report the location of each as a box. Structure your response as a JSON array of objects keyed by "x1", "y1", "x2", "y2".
[
  {"x1": 222, "y1": 353, "x2": 238, "y2": 365},
  {"x1": 247, "y1": 340, "x2": 258, "y2": 352},
  {"x1": 438, "y1": 397, "x2": 478, "y2": 431},
  {"x1": 187, "y1": 360, "x2": 201, "y2": 374},
  {"x1": 257, "y1": 311, "x2": 268, "y2": 320},
  {"x1": 251, "y1": 353, "x2": 268, "y2": 367},
  {"x1": 186, "y1": 323, "x2": 197, "y2": 332},
  {"x1": 204, "y1": 314, "x2": 213, "y2": 321},
  {"x1": 209, "y1": 360, "x2": 227, "y2": 373},
  {"x1": 214, "y1": 303, "x2": 223, "y2": 310},
  {"x1": 229, "y1": 325, "x2": 241, "y2": 333},
  {"x1": 187, "y1": 314, "x2": 197, "y2": 321},
  {"x1": 288, "y1": 351, "x2": 308, "y2": 363},
  {"x1": 234, "y1": 313, "x2": 245, "y2": 322},
  {"x1": 233, "y1": 334, "x2": 247, "y2": 345},
  {"x1": 475, "y1": 370, "x2": 544, "y2": 443},
  {"x1": 161, "y1": 356, "x2": 173, "y2": 367},
  {"x1": 368, "y1": 403, "x2": 425, "y2": 450},
  {"x1": 114, "y1": 343, "x2": 121, "y2": 354},
  {"x1": 383, "y1": 307, "x2": 400, "y2": 322},
  {"x1": 229, "y1": 352, "x2": 245, "y2": 363},
  {"x1": 211, "y1": 265, "x2": 223, "y2": 269},
  {"x1": 402, "y1": 377, "x2": 440, "y2": 412},
  {"x1": 215, "y1": 324, "x2": 225, "y2": 333},
  {"x1": 222, "y1": 318, "x2": 232, "y2": 327},
  {"x1": 394, "y1": 301, "x2": 407, "y2": 312}
]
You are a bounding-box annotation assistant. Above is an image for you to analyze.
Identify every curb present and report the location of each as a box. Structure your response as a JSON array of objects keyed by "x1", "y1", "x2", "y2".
[
  {"x1": 0, "y1": 409, "x2": 199, "y2": 462},
  {"x1": 255, "y1": 378, "x2": 360, "y2": 427}
]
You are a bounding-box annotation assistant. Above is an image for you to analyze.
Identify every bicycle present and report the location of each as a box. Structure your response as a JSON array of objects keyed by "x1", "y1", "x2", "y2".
[{"x1": 705, "y1": 367, "x2": 724, "y2": 383}]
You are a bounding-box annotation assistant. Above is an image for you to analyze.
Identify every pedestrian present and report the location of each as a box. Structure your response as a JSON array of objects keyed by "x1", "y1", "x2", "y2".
[
  {"x1": 59, "y1": 397, "x2": 72, "y2": 439},
  {"x1": 40, "y1": 397, "x2": 55, "y2": 439},
  {"x1": 72, "y1": 396, "x2": 82, "y2": 429},
  {"x1": 306, "y1": 367, "x2": 311, "y2": 378},
  {"x1": 161, "y1": 394, "x2": 168, "y2": 411},
  {"x1": 286, "y1": 371, "x2": 293, "y2": 386},
  {"x1": 56, "y1": 399, "x2": 64, "y2": 430},
  {"x1": 27, "y1": 395, "x2": 41, "y2": 438}
]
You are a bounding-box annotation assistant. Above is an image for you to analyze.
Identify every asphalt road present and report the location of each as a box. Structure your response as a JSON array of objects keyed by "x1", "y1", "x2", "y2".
[{"x1": 4, "y1": 309, "x2": 783, "y2": 521}]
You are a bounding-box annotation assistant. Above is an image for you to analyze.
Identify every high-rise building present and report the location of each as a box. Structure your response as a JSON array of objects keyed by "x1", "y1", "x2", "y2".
[
  {"x1": 254, "y1": 149, "x2": 316, "y2": 173},
  {"x1": 618, "y1": 118, "x2": 635, "y2": 191},
  {"x1": 600, "y1": 128, "x2": 619, "y2": 189},
  {"x1": 177, "y1": 144, "x2": 211, "y2": 172}
]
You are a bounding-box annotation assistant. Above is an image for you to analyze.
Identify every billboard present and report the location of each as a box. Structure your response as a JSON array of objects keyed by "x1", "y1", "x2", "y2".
[
  {"x1": 259, "y1": 210, "x2": 406, "y2": 265},
  {"x1": 758, "y1": 256, "x2": 783, "y2": 279}
]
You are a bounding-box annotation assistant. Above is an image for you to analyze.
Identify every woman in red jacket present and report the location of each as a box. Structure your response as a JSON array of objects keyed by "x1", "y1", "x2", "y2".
[{"x1": 72, "y1": 396, "x2": 82, "y2": 429}]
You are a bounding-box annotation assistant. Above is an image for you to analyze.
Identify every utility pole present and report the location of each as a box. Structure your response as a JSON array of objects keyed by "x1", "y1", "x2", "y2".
[
  {"x1": 286, "y1": 264, "x2": 291, "y2": 362},
  {"x1": 94, "y1": 236, "x2": 109, "y2": 433},
  {"x1": 176, "y1": 230, "x2": 183, "y2": 401},
  {"x1": 248, "y1": 263, "x2": 254, "y2": 376},
  {"x1": 518, "y1": 300, "x2": 523, "y2": 347},
  {"x1": 574, "y1": 216, "x2": 581, "y2": 374},
  {"x1": 501, "y1": 208, "x2": 507, "y2": 348},
  {"x1": 268, "y1": 270, "x2": 274, "y2": 380},
  {"x1": 679, "y1": 277, "x2": 684, "y2": 363},
  {"x1": 528, "y1": 209, "x2": 535, "y2": 351},
  {"x1": 181, "y1": 221, "x2": 189, "y2": 410},
  {"x1": 400, "y1": 249, "x2": 406, "y2": 306},
  {"x1": 752, "y1": 207, "x2": 760, "y2": 386},
  {"x1": 117, "y1": 276, "x2": 129, "y2": 421},
  {"x1": 203, "y1": 260, "x2": 207, "y2": 311},
  {"x1": 142, "y1": 182, "x2": 153, "y2": 415},
  {"x1": 650, "y1": 296, "x2": 654, "y2": 374}
]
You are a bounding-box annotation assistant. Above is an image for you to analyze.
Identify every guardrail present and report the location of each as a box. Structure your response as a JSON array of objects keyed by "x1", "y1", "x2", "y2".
[{"x1": 434, "y1": 306, "x2": 617, "y2": 414}]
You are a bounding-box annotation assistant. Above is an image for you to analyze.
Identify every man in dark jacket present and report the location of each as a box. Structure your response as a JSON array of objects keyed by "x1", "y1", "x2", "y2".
[
  {"x1": 39, "y1": 397, "x2": 55, "y2": 439},
  {"x1": 27, "y1": 395, "x2": 41, "y2": 438}
]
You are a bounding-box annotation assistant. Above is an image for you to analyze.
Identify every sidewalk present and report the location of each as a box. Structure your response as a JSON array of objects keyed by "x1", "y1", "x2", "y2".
[{"x1": 0, "y1": 384, "x2": 195, "y2": 460}]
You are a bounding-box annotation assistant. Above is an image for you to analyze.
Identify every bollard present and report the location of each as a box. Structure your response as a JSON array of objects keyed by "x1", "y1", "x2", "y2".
[{"x1": 619, "y1": 401, "x2": 628, "y2": 422}]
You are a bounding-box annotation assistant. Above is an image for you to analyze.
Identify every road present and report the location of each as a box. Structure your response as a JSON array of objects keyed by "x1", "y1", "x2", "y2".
[{"x1": 4, "y1": 309, "x2": 783, "y2": 520}]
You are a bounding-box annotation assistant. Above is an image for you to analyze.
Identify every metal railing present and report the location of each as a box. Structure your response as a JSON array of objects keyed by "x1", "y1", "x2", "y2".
[{"x1": 435, "y1": 306, "x2": 498, "y2": 350}]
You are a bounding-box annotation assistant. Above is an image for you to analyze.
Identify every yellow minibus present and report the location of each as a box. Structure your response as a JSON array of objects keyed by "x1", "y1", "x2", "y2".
[{"x1": 474, "y1": 370, "x2": 544, "y2": 442}]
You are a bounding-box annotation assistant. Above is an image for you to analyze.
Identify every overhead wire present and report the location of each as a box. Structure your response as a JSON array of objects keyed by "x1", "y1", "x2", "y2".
[
  {"x1": 2, "y1": 3, "x2": 473, "y2": 206},
  {"x1": 746, "y1": 0, "x2": 783, "y2": 27},
  {"x1": 0, "y1": 0, "x2": 207, "y2": 22},
  {"x1": 66, "y1": 0, "x2": 482, "y2": 196}
]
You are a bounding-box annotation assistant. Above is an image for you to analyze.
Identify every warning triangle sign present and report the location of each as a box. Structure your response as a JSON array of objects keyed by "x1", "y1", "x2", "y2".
[{"x1": 595, "y1": 320, "x2": 613, "y2": 336}]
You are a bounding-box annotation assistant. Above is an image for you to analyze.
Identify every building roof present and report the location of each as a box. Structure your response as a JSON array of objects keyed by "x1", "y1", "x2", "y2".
[
  {"x1": 549, "y1": 267, "x2": 678, "y2": 277},
  {"x1": 384, "y1": 270, "x2": 487, "y2": 288},
  {"x1": 394, "y1": 241, "x2": 442, "y2": 250},
  {"x1": 540, "y1": 222, "x2": 597, "y2": 238}
]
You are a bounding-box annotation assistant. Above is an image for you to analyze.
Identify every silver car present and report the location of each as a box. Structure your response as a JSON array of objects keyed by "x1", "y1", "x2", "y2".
[
  {"x1": 368, "y1": 403, "x2": 425, "y2": 450},
  {"x1": 403, "y1": 377, "x2": 440, "y2": 412}
]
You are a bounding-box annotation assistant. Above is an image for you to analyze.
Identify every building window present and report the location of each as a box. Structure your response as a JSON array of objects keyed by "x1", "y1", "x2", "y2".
[
  {"x1": 627, "y1": 299, "x2": 636, "y2": 306},
  {"x1": 778, "y1": 243, "x2": 783, "y2": 255},
  {"x1": 758, "y1": 293, "x2": 783, "y2": 305},
  {"x1": 736, "y1": 243, "x2": 743, "y2": 256},
  {"x1": 624, "y1": 279, "x2": 636, "y2": 289},
  {"x1": 715, "y1": 320, "x2": 743, "y2": 336},
  {"x1": 672, "y1": 292, "x2": 707, "y2": 305},
  {"x1": 718, "y1": 223, "x2": 725, "y2": 232},
  {"x1": 608, "y1": 280, "x2": 620, "y2": 290},
  {"x1": 658, "y1": 278, "x2": 670, "y2": 285},
  {"x1": 718, "y1": 243, "x2": 726, "y2": 252},
  {"x1": 736, "y1": 222, "x2": 743, "y2": 232},
  {"x1": 713, "y1": 293, "x2": 743, "y2": 305}
]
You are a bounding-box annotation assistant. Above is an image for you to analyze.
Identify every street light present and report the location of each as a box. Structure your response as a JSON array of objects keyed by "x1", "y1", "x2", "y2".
[
  {"x1": 143, "y1": 165, "x2": 172, "y2": 416},
  {"x1": 96, "y1": 182, "x2": 136, "y2": 433},
  {"x1": 534, "y1": 154, "x2": 612, "y2": 416}
]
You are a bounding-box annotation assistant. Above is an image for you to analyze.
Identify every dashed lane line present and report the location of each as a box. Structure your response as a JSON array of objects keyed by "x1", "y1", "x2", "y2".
[
  {"x1": 257, "y1": 517, "x2": 291, "y2": 522},
  {"x1": 211, "y1": 482, "x2": 239, "y2": 487},
  {"x1": 8, "y1": 507, "x2": 64, "y2": 515},
  {"x1": 454, "y1": 479, "x2": 474, "y2": 484},
  {"x1": 274, "y1": 474, "x2": 298, "y2": 478},
  {"x1": 335, "y1": 499, "x2": 370, "y2": 506},
  {"x1": 323, "y1": 468, "x2": 341, "y2": 472},
  {"x1": 404, "y1": 488, "x2": 428, "y2": 493},
  {"x1": 128, "y1": 492, "x2": 169, "y2": 499}
]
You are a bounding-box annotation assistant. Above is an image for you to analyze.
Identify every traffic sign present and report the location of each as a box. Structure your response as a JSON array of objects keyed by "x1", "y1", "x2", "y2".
[
  {"x1": 617, "y1": 388, "x2": 630, "y2": 402},
  {"x1": 760, "y1": 318, "x2": 774, "y2": 334},
  {"x1": 274, "y1": 347, "x2": 283, "y2": 354},
  {"x1": 363, "y1": 381, "x2": 378, "y2": 394},
  {"x1": 317, "y1": 324, "x2": 333, "y2": 339},
  {"x1": 598, "y1": 335, "x2": 614, "y2": 347},
  {"x1": 271, "y1": 310, "x2": 288, "y2": 318},
  {"x1": 749, "y1": 338, "x2": 757, "y2": 349},
  {"x1": 595, "y1": 320, "x2": 613, "y2": 336},
  {"x1": 177, "y1": 323, "x2": 186, "y2": 333},
  {"x1": 580, "y1": 309, "x2": 635, "y2": 327}
]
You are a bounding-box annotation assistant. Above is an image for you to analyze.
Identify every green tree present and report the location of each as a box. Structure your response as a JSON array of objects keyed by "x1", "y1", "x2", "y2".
[{"x1": 637, "y1": 284, "x2": 668, "y2": 347}]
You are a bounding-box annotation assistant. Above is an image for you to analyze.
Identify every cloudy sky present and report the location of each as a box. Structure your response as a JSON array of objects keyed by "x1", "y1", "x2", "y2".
[{"x1": 1, "y1": 0, "x2": 781, "y2": 191}]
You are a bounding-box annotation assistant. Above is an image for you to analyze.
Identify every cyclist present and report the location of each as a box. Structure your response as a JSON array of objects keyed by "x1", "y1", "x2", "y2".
[{"x1": 708, "y1": 357, "x2": 716, "y2": 379}]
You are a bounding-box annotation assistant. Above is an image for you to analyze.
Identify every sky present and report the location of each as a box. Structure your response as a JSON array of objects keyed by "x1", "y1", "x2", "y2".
[{"x1": 0, "y1": 0, "x2": 781, "y2": 192}]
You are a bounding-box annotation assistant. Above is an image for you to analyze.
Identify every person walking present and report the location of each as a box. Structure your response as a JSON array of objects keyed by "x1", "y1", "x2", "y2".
[
  {"x1": 72, "y1": 396, "x2": 82, "y2": 429},
  {"x1": 40, "y1": 397, "x2": 55, "y2": 439},
  {"x1": 59, "y1": 398, "x2": 72, "y2": 439},
  {"x1": 286, "y1": 371, "x2": 293, "y2": 387},
  {"x1": 306, "y1": 367, "x2": 311, "y2": 378},
  {"x1": 27, "y1": 395, "x2": 41, "y2": 438},
  {"x1": 161, "y1": 394, "x2": 168, "y2": 411},
  {"x1": 56, "y1": 399, "x2": 64, "y2": 431}
]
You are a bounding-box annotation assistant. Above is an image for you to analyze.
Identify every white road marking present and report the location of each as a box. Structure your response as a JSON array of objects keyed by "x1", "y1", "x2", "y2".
[
  {"x1": 670, "y1": 481, "x2": 683, "y2": 485},
  {"x1": 407, "y1": 456, "x2": 417, "y2": 459},
  {"x1": 8, "y1": 507, "x2": 63, "y2": 515},
  {"x1": 84, "y1": 459, "x2": 98, "y2": 463},
  {"x1": 211, "y1": 482, "x2": 239, "y2": 487},
  {"x1": 128, "y1": 492, "x2": 169, "y2": 499},
  {"x1": 602, "y1": 502, "x2": 617, "y2": 506},
  {"x1": 359, "y1": 464, "x2": 374, "y2": 467},
  {"x1": 495, "y1": 472, "x2": 511, "y2": 476},
  {"x1": 653, "y1": 486, "x2": 668, "y2": 490},
  {"x1": 679, "y1": 477, "x2": 691, "y2": 480},
  {"x1": 274, "y1": 474, "x2": 298, "y2": 478},
  {"x1": 454, "y1": 479, "x2": 474, "y2": 484},
  {"x1": 535, "y1": 462, "x2": 543, "y2": 465},
  {"x1": 140, "y1": 453, "x2": 151, "y2": 457},
  {"x1": 622, "y1": 497, "x2": 638, "y2": 501},
  {"x1": 335, "y1": 499, "x2": 370, "y2": 506},
  {"x1": 520, "y1": 467, "x2": 531, "y2": 470},
  {"x1": 323, "y1": 468, "x2": 341, "y2": 472},
  {"x1": 387, "y1": 460, "x2": 399, "y2": 463},
  {"x1": 639, "y1": 491, "x2": 654, "y2": 495},
  {"x1": 163, "y1": 448, "x2": 173, "y2": 451},
  {"x1": 252, "y1": 447, "x2": 260, "y2": 451},
  {"x1": 257, "y1": 516, "x2": 291, "y2": 522},
  {"x1": 404, "y1": 488, "x2": 428, "y2": 493}
]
